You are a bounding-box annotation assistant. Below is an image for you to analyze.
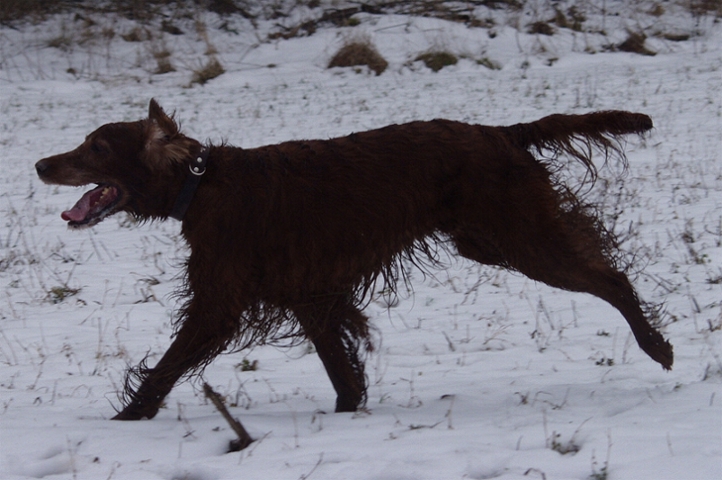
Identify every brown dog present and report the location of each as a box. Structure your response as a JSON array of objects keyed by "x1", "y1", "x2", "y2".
[{"x1": 35, "y1": 100, "x2": 672, "y2": 420}]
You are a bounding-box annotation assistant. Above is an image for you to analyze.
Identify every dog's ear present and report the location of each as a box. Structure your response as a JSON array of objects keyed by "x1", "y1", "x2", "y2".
[
  {"x1": 144, "y1": 99, "x2": 192, "y2": 169},
  {"x1": 148, "y1": 99, "x2": 179, "y2": 138}
]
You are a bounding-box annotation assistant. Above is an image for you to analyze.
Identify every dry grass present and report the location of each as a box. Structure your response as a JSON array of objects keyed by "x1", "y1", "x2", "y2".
[
  {"x1": 122, "y1": 26, "x2": 151, "y2": 42},
  {"x1": 1, "y1": 0, "x2": 58, "y2": 22},
  {"x1": 615, "y1": 32, "x2": 657, "y2": 56},
  {"x1": 415, "y1": 51, "x2": 458, "y2": 72},
  {"x1": 191, "y1": 56, "x2": 224, "y2": 85},
  {"x1": 328, "y1": 39, "x2": 388, "y2": 76},
  {"x1": 528, "y1": 21, "x2": 555, "y2": 36},
  {"x1": 476, "y1": 57, "x2": 502, "y2": 70},
  {"x1": 153, "y1": 49, "x2": 175, "y2": 74},
  {"x1": 553, "y1": 5, "x2": 586, "y2": 31}
]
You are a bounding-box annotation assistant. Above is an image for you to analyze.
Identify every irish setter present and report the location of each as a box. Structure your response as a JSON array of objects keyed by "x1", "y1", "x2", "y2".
[{"x1": 35, "y1": 100, "x2": 672, "y2": 420}]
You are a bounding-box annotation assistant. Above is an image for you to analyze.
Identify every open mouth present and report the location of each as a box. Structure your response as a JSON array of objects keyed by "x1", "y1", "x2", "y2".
[{"x1": 62, "y1": 184, "x2": 121, "y2": 228}]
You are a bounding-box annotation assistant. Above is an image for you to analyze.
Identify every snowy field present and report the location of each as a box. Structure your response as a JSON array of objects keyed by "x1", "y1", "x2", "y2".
[{"x1": 1, "y1": 2, "x2": 721, "y2": 479}]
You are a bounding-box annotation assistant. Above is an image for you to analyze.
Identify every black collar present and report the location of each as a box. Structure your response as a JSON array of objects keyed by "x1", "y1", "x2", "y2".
[{"x1": 169, "y1": 146, "x2": 209, "y2": 221}]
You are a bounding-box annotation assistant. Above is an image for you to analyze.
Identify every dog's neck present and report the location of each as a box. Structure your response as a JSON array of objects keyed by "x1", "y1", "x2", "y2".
[{"x1": 169, "y1": 145, "x2": 210, "y2": 221}]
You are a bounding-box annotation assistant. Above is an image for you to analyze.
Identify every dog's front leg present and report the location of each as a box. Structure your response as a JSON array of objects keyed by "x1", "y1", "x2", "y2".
[{"x1": 113, "y1": 299, "x2": 238, "y2": 420}]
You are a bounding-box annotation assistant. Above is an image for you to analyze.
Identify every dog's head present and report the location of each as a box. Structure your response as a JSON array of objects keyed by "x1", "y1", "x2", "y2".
[{"x1": 35, "y1": 99, "x2": 202, "y2": 228}]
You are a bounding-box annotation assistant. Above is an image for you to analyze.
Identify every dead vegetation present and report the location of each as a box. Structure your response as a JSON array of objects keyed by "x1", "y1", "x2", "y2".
[
  {"x1": 415, "y1": 50, "x2": 458, "y2": 72},
  {"x1": 3, "y1": 0, "x2": 721, "y2": 28},
  {"x1": 328, "y1": 38, "x2": 388, "y2": 76},
  {"x1": 153, "y1": 47, "x2": 175, "y2": 74},
  {"x1": 528, "y1": 21, "x2": 555, "y2": 36},
  {"x1": 191, "y1": 56, "x2": 224, "y2": 84},
  {"x1": 1, "y1": 0, "x2": 718, "y2": 81},
  {"x1": 608, "y1": 32, "x2": 657, "y2": 56}
]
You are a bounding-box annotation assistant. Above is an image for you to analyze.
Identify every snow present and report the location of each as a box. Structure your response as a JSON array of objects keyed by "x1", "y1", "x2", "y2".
[{"x1": 1, "y1": 3, "x2": 721, "y2": 479}]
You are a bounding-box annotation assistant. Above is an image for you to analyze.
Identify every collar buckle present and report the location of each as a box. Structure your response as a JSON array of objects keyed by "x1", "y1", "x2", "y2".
[
  {"x1": 189, "y1": 155, "x2": 207, "y2": 176},
  {"x1": 169, "y1": 146, "x2": 209, "y2": 221}
]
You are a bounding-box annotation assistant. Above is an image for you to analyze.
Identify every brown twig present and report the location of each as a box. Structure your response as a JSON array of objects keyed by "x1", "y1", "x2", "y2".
[{"x1": 203, "y1": 382, "x2": 253, "y2": 452}]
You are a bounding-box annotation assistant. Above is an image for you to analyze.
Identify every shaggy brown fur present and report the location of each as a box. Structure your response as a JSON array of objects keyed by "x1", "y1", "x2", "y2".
[{"x1": 35, "y1": 100, "x2": 673, "y2": 421}]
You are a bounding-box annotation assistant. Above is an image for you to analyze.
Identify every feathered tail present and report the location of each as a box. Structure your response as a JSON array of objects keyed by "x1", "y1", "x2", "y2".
[{"x1": 502, "y1": 111, "x2": 653, "y2": 180}]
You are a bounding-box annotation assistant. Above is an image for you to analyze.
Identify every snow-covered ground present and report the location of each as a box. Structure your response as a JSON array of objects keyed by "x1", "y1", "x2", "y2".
[{"x1": 1, "y1": 2, "x2": 720, "y2": 479}]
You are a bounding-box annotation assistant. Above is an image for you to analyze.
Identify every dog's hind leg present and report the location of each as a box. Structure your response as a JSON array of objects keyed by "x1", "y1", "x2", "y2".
[
  {"x1": 113, "y1": 300, "x2": 238, "y2": 420},
  {"x1": 452, "y1": 206, "x2": 673, "y2": 369},
  {"x1": 528, "y1": 257, "x2": 672, "y2": 369},
  {"x1": 294, "y1": 299, "x2": 371, "y2": 412}
]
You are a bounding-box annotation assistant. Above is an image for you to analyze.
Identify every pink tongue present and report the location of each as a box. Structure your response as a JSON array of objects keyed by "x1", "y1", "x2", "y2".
[{"x1": 61, "y1": 186, "x2": 114, "y2": 222}]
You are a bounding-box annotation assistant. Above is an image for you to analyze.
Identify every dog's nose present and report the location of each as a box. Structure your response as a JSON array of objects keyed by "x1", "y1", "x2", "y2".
[{"x1": 35, "y1": 160, "x2": 49, "y2": 176}]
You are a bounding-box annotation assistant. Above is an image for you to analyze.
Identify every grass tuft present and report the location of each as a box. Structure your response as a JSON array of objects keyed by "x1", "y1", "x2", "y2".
[
  {"x1": 47, "y1": 286, "x2": 81, "y2": 304},
  {"x1": 476, "y1": 57, "x2": 502, "y2": 70},
  {"x1": 415, "y1": 51, "x2": 458, "y2": 72},
  {"x1": 191, "y1": 57, "x2": 224, "y2": 85},
  {"x1": 528, "y1": 21, "x2": 555, "y2": 36},
  {"x1": 614, "y1": 32, "x2": 657, "y2": 56},
  {"x1": 151, "y1": 42, "x2": 175, "y2": 74},
  {"x1": 236, "y1": 358, "x2": 259, "y2": 371},
  {"x1": 553, "y1": 6, "x2": 586, "y2": 31},
  {"x1": 122, "y1": 27, "x2": 150, "y2": 42},
  {"x1": 328, "y1": 38, "x2": 388, "y2": 76}
]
